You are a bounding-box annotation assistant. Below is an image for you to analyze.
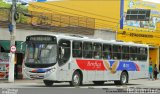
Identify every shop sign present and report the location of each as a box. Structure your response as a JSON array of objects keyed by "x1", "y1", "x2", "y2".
[{"x1": 0, "y1": 53, "x2": 9, "y2": 64}]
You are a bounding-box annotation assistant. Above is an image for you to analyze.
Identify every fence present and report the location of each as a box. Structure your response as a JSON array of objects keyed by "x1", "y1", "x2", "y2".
[{"x1": 0, "y1": 7, "x2": 95, "y2": 35}]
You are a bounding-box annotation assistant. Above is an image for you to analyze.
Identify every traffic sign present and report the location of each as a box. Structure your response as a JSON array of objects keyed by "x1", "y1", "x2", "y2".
[{"x1": 10, "y1": 45, "x2": 16, "y2": 53}]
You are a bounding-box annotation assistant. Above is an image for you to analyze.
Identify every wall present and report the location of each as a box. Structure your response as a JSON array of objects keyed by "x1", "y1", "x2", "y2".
[
  {"x1": 29, "y1": 0, "x2": 121, "y2": 30},
  {"x1": 0, "y1": 28, "x2": 115, "y2": 41},
  {"x1": 94, "y1": 29, "x2": 116, "y2": 40}
]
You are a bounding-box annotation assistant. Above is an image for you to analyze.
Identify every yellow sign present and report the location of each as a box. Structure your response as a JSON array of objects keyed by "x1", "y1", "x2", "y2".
[{"x1": 117, "y1": 29, "x2": 160, "y2": 46}]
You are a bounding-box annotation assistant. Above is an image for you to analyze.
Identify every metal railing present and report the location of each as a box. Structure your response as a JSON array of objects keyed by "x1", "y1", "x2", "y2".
[{"x1": 0, "y1": 7, "x2": 95, "y2": 35}]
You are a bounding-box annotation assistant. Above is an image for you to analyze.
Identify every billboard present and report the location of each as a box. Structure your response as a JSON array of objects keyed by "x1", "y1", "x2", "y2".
[{"x1": 123, "y1": 0, "x2": 160, "y2": 30}]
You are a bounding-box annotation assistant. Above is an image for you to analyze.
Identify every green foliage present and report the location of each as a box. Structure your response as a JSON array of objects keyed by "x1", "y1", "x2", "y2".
[
  {"x1": 0, "y1": 0, "x2": 28, "y2": 24},
  {"x1": 17, "y1": 5, "x2": 28, "y2": 23},
  {"x1": 0, "y1": 0, "x2": 11, "y2": 8}
]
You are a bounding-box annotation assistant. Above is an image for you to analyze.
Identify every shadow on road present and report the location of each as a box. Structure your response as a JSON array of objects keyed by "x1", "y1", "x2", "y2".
[{"x1": 22, "y1": 83, "x2": 141, "y2": 88}]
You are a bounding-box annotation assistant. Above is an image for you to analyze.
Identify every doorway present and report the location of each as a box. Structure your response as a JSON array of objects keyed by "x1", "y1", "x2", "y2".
[
  {"x1": 149, "y1": 47, "x2": 159, "y2": 70},
  {"x1": 15, "y1": 53, "x2": 24, "y2": 79}
]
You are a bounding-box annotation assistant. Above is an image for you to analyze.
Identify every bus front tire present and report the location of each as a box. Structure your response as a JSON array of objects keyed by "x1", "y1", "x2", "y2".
[
  {"x1": 70, "y1": 71, "x2": 82, "y2": 86},
  {"x1": 114, "y1": 71, "x2": 128, "y2": 85},
  {"x1": 43, "y1": 80, "x2": 54, "y2": 87}
]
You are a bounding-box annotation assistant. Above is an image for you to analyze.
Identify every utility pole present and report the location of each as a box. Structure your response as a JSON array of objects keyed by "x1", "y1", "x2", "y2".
[{"x1": 8, "y1": 0, "x2": 16, "y2": 82}]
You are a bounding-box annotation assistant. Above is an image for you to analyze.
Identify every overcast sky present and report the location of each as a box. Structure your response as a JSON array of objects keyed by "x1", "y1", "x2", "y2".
[{"x1": 143, "y1": 0, "x2": 160, "y2": 3}]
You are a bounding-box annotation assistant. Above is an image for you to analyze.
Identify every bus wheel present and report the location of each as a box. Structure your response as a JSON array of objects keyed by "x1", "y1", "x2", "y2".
[
  {"x1": 70, "y1": 71, "x2": 82, "y2": 86},
  {"x1": 93, "y1": 81, "x2": 104, "y2": 85},
  {"x1": 114, "y1": 71, "x2": 128, "y2": 85},
  {"x1": 43, "y1": 80, "x2": 54, "y2": 87},
  {"x1": 120, "y1": 72, "x2": 128, "y2": 85}
]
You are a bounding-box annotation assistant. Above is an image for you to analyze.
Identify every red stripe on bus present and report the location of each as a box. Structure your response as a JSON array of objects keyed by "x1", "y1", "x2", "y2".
[
  {"x1": 76, "y1": 59, "x2": 106, "y2": 71},
  {"x1": 135, "y1": 63, "x2": 140, "y2": 71}
]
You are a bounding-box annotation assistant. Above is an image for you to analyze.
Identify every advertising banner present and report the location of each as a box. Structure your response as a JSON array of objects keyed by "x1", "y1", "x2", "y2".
[
  {"x1": 0, "y1": 53, "x2": 9, "y2": 64},
  {"x1": 0, "y1": 53, "x2": 9, "y2": 79}
]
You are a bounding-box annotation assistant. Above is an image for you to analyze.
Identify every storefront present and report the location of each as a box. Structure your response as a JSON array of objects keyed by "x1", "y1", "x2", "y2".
[
  {"x1": 0, "y1": 40, "x2": 25, "y2": 79},
  {"x1": 0, "y1": 53, "x2": 9, "y2": 79}
]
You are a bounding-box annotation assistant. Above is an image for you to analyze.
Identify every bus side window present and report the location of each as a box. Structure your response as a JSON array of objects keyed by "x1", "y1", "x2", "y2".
[
  {"x1": 122, "y1": 46, "x2": 129, "y2": 60},
  {"x1": 58, "y1": 39, "x2": 71, "y2": 65},
  {"x1": 93, "y1": 43, "x2": 102, "y2": 59},
  {"x1": 113, "y1": 45, "x2": 121, "y2": 60},
  {"x1": 130, "y1": 46, "x2": 137, "y2": 61},
  {"x1": 137, "y1": 47, "x2": 147, "y2": 61},
  {"x1": 72, "y1": 41, "x2": 82, "y2": 58},
  {"x1": 83, "y1": 42, "x2": 92, "y2": 58},
  {"x1": 103, "y1": 44, "x2": 112, "y2": 60}
]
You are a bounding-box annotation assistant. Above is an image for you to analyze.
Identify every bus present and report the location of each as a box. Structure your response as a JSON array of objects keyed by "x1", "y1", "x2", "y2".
[{"x1": 23, "y1": 34, "x2": 149, "y2": 86}]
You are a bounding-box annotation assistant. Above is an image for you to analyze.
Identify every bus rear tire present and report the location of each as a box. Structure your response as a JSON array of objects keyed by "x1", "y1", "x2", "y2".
[
  {"x1": 114, "y1": 71, "x2": 128, "y2": 85},
  {"x1": 70, "y1": 71, "x2": 82, "y2": 86},
  {"x1": 43, "y1": 80, "x2": 54, "y2": 87},
  {"x1": 93, "y1": 81, "x2": 104, "y2": 85}
]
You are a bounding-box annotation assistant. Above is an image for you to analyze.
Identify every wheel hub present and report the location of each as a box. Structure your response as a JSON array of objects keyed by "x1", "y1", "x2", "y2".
[
  {"x1": 73, "y1": 74, "x2": 79, "y2": 85},
  {"x1": 122, "y1": 74, "x2": 126, "y2": 84}
]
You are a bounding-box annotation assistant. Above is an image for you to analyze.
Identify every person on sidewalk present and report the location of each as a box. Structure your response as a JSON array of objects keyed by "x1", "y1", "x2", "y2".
[
  {"x1": 149, "y1": 63, "x2": 153, "y2": 80},
  {"x1": 153, "y1": 64, "x2": 158, "y2": 80}
]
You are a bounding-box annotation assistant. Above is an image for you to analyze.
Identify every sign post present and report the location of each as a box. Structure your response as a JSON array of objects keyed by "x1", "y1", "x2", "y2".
[{"x1": 8, "y1": 45, "x2": 16, "y2": 82}]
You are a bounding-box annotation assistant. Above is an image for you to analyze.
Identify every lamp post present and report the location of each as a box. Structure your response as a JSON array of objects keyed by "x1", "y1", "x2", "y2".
[{"x1": 8, "y1": 0, "x2": 16, "y2": 83}]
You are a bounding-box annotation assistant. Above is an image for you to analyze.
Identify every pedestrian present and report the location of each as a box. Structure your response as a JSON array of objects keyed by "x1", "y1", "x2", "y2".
[
  {"x1": 148, "y1": 63, "x2": 153, "y2": 80},
  {"x1": 153, "y1": 64, "x2": 158, "y2": 80}
]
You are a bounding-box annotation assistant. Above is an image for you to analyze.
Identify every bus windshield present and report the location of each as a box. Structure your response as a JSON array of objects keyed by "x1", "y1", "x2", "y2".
[{"x1": 25, "y1": 43, "x2": 57, "y2": 64}]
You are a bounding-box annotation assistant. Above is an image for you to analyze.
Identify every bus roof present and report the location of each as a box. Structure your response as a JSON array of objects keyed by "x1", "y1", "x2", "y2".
[{"x1": 26, "y1": 34, "x2": 149, "y2": 47}]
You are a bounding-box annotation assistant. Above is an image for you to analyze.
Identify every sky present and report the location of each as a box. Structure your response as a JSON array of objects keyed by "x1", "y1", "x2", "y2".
[
  {"x1": 3, "y1": 0, "x2": 160, "y2": 4},
  {"x1": 47, "y1": 0, "x2": 160, "y2": 3},
  {"x1": 143, "y1": 0, "x2": 160, "y2": 4}
]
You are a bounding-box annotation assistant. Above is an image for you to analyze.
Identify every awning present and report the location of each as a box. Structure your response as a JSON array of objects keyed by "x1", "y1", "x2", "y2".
[
  {"x1": 0, "y1": 40, "x2": 10, "y2": 51},
  {"x1": 0, "y1": 40, "x2": 26, "y2": 53}
]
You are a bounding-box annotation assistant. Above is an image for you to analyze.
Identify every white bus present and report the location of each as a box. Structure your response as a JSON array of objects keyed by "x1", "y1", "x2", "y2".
[{"x1": 23, "y1": 34, "x2": 149, "y2": 86}]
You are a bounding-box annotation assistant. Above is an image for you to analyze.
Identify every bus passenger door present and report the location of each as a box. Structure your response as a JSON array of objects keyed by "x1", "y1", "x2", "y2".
[{"x1": 58, "y1": 39, "x2": 71, "y2": 81}]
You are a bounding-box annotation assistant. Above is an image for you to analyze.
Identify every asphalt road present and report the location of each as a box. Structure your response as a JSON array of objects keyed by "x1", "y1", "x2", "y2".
[
  {"x1": 0, "y1": 79, "x2": 160, "y2": 94},
  {"x1": 0, "y1": 78, "x2": 160, "y2": 88}
]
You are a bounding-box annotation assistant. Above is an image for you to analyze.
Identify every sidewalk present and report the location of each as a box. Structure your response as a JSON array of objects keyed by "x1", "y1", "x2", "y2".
[
  {"x1": 128, "y1": 78, "x2": 160, "y2": 88},
  {"x1": 0, "y1": 79, "x2": 43, "y2": 84}
]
